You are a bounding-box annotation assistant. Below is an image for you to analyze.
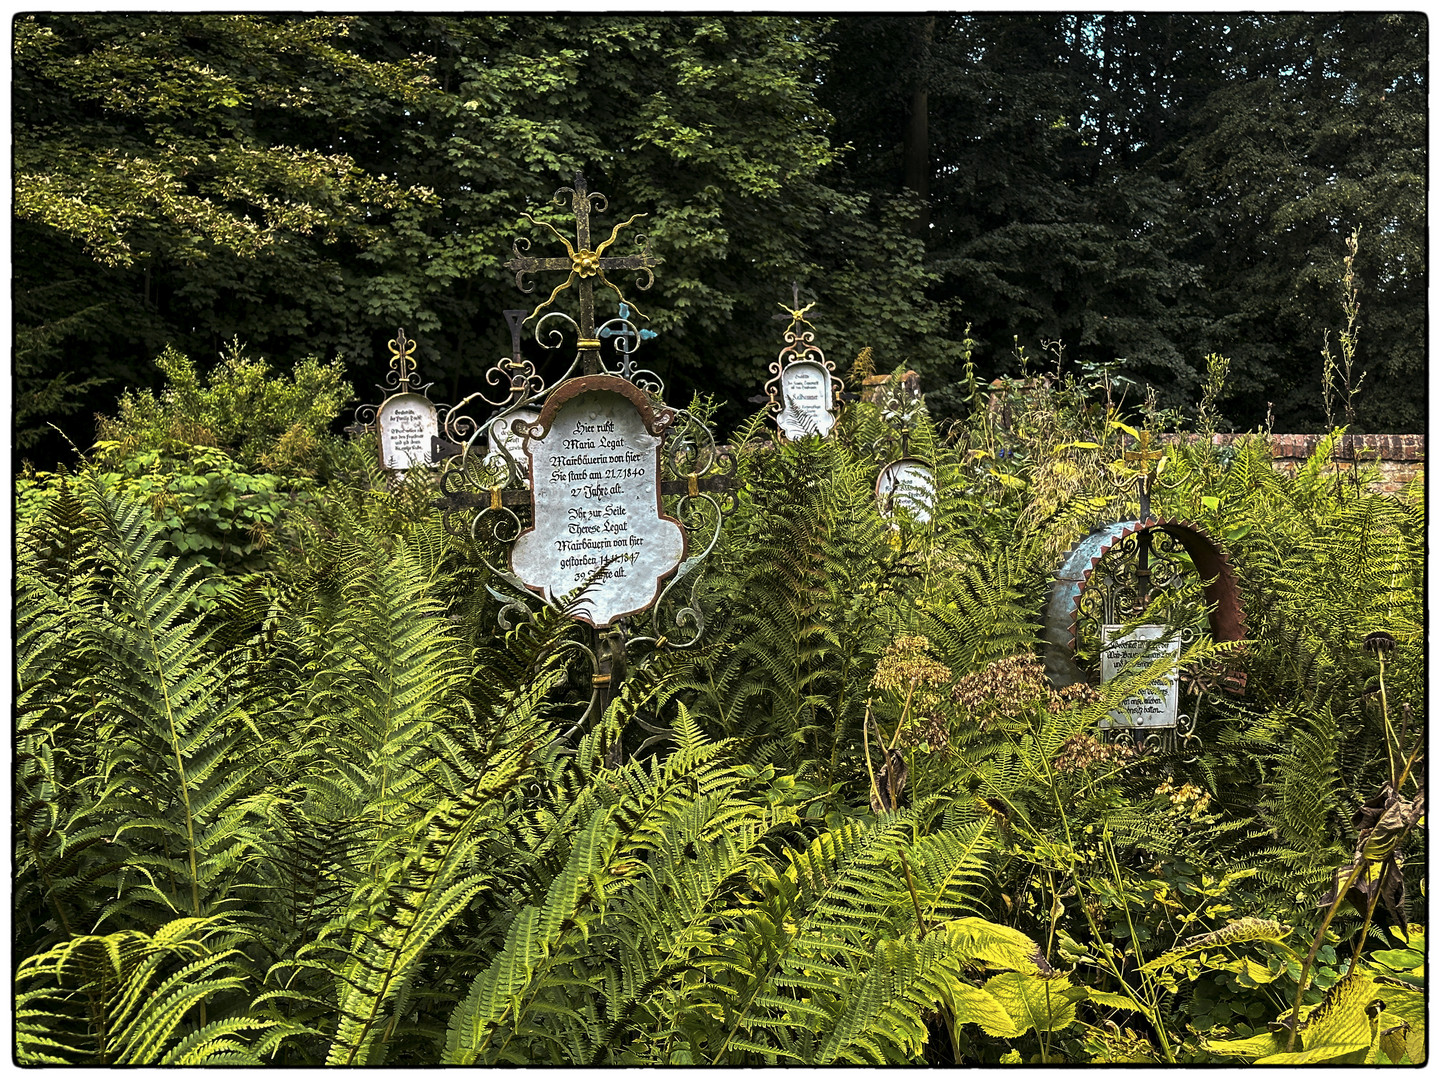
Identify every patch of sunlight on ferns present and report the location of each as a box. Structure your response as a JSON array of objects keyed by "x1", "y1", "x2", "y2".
[
  {"x1": 920, "y1": 539, "x2": 1040, "y2": 672},
  {"x1": 444, "y1": 703, "x2": 760, "y2": 1064},
  {"x1": 15, "y1": 917, "x2": 291, "y2": 1064},
  {"x1": 692, "y1": 434, "x2": 898, "y2": 772},
  {"x1": 316, "y1": 737, "x2": 539, "y2": 1065},
  {"x1": 313, "y1": 527, "x2": 468, "y2": 828},
  {"x1": 697, "y1": 816, "x2": 1043, "y2": 1065},
  {"x1": 77, "y1": 474, "x2": 264, "y2": 927}
]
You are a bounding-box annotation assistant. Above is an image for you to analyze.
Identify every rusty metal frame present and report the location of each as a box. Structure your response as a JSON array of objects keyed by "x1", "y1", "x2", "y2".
[{"x1": 1042, "y1": 517, "x2": 1248, "y2": 690}]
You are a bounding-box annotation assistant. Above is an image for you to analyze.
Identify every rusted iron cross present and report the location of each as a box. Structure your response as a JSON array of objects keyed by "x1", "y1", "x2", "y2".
[{"x1": 503, "y1": 172, "x2": 660, "y2": 376}]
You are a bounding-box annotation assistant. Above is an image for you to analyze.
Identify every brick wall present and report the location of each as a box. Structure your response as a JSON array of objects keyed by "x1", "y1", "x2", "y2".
[{"x1": 1207, "y1": 433, "x2": 1424, "y2": 496}]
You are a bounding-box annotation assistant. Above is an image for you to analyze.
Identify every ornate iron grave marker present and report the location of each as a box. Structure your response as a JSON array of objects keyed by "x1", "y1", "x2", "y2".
[
  {"x1": 1041, "y1": 429, "x2": 1248, "y2": 757},
  {"x1": 511, "y1": 378, "x2": 685, "y2": 626},
  {"x1": 436, "y1": 173, "x2": 735, "y2": 749},
  {"x1": 764, "y1": 284, "x2": 843, "y2": 439},
  {"x1": 349, "y1": 329, "x2": 450, "y2": 473}
]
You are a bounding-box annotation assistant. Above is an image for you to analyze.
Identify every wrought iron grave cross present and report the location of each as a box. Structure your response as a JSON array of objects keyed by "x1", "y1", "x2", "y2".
[
  {"x1": 1123, "y1": 428, "x2": 1166, "y2": 521},
  {"x1": 1122, "y1": 429, "x2": 1167, "y2": 607},
  {"x1": 503, "y1": 172, "x2": 659, "y2": 376},
  {"x1": 598, "y1": 302, "x2": 658, "y2": 380},
  {"x1": 773, "y1": 281, "x2": 820, "y2": 338}
]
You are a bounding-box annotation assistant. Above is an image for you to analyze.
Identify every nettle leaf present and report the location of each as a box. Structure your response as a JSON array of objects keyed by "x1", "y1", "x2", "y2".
[
  {"x1": 1257, "y1": 971, "x2": 1382, "y2": 1065},
  {"x1": 982, "y1": 971, "x2": 1078, "y2": 1035}
]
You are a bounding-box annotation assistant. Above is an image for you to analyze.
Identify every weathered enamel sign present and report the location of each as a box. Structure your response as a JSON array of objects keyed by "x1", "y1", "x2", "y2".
[
  {"x1": 776, "y1": 360, "x2": 837, "y2": 438},
  {"x1": 377, "y1": 392, "x2": 440, "y2": 470},
  {"x1": 509, "y1": 377, "x2": 685, "y2": 627},
  {"x1": 1099, "y1": 623, "x2": 1181, "y2": 728}
]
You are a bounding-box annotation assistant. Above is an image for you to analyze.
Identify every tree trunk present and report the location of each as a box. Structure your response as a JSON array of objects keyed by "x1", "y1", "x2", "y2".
[{"x1": 902, "y1": 15, "x2": 934, "y2": 231}]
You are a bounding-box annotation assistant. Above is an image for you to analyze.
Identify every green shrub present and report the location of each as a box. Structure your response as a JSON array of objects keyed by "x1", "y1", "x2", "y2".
[{"x1": 95, "y1": 339, "x2": 353, "y2": 476}]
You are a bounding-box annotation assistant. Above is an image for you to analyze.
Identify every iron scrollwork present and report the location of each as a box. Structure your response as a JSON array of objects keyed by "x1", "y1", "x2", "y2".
[
  {"x1": 763, "y1": 284, "x2": 845, "y2": 439},
  {"x1": 435, "y1": 174, "x2": 734, "y2": 756},
  {"x1": 348, "y1": 328, "x2": 451, "y2": 477}
]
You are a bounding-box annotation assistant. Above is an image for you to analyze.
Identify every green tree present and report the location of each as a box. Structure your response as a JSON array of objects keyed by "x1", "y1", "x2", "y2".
[
  {"x1": 1167, "y1": 13, "x2": 1426, "y2": 431},
  {"x1": 13, "y1": 13, "x2": 437, "y2": 463},
  {"x1": 16, "y1": 13, "x2": 959, "y2": 462},
  {"x1": 819, "y1": 13, "x2": 1425, "y2": 432},
  {"x1": 821, "y1": 15, "x2": 1217, "y2": 418}
]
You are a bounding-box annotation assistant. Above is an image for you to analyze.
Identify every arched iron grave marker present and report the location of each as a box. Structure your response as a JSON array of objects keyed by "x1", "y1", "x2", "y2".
[
  {"x1": 436, "y1": 173, "x2": 735, "y2": 746},
  {"x1": 764, "y1": 284, "x2": 844, "y2": 439},
  {"x1": 1041, "y1": 430, "x2": 1247, "y2": 757},
  {"x1": 349, "y1": 328, "x2": 450, "y2": 474},
  {"x1": 868, "y1": 369, "x2": 937, "y2": 524}
]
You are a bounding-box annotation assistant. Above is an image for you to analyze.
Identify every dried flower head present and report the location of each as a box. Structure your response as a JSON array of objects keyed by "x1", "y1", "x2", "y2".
[
  {"x1": 1363, "y1": 631, "x2": 1397, "y2": 656},
  {"x1": 871, "y1": 635, "x2": 951, "y2": 695},
  {"x1": 950, "y1": 653, "x2": 1097, "y2": 729},
  {"x1": 1051, "y1": 732, "x2": 1137, "y2": 774}
]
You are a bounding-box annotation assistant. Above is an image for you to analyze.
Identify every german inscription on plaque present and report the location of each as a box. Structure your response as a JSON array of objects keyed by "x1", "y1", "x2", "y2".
[
  {"x1": 378, "y1": 393, "x2": 440, "y2": 470},
  {"x1": 777, "y1": 361, "x2": 836, "y2": 438},
  {"x1": 510, "y1": 379, "x2": 685, "y2": 627},
  {"x1": 876, "y1": 459, "x2": 937, "y2": 523},
  {"x1": 1098, "y1": 624, "x2": 1180, "y2": 729}
]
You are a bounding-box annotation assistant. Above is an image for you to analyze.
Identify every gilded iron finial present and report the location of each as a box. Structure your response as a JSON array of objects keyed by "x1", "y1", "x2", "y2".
[
  {"x1": 388, "y1": 328, "x2": 418, "y2": 392},
  {"x1": 503, "y1": 171, "x2": 660, "y2": 374},
  {"x1": 773, "y1": 281, "x2": 820, "y2": 339},
  {"x1": 1123, "y1": 428, "x2": 1166, "y2": 519}
]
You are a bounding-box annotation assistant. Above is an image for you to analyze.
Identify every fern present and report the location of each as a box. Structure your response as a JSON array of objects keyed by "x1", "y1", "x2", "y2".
[
  {"x1": 15, "y1": 917, "x2": 288, "y2": 1065},
  {"x1": 70, "y1": 473, "x2": 265, "y2": 927}
]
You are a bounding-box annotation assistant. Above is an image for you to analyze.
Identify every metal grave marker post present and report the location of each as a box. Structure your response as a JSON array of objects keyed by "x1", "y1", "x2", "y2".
[
  {"x1": 350, "y1": 329, "x2": 449, "y2": 474},
  {"x1": 876, "y1": 458, "x2": 937, "y2": 523},
  {"x1": 436, "y1": 172, "x2": 735, "y2": 753},
  {"x1": 764, "y1": 284, "x2": 843, "y2": 439},
  {"x1": 867, "y1": 366, "x2": 937, "y2": 524}
]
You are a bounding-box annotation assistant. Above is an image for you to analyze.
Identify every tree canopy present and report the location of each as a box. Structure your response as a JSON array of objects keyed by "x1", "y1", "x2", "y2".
[{"x1": 14, "y1": 13, "x2": 1426, "y2": 463}]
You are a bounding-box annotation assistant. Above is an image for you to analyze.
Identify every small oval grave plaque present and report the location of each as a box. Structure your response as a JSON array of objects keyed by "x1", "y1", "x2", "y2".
[
  {"x1": 876, "y1": 458, "x2": 937, "y2": 523},
  {"x1": 510, "y1": 379, "x2": 685, "y2": 627},
  {"x1": 777, "y1": 361, "x2": 836, "y2": 438},
  {"x1": 378, "y1": 392, "x2": 440, "y2": 470}
]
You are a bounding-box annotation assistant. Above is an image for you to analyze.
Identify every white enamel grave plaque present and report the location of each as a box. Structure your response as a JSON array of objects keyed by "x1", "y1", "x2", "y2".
[
  {"x1": 510, "y1": 382, "x2": 685, "y2": 627},
  {"x1": 377, "y1": 393, "x2": 440, "y2": 470},
  {"x1": 485, "y1": 407, "x2": 541, "y2": 480},
  {"x1": 876, "y1": 459, "x2": 937, "y2": 523},
  {"x1": 1098, "y1": 624, "x2": 1180, "y2": 729},
  {"x1": 776, "y1": 361, "x2": 836, "y2": 438}
]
